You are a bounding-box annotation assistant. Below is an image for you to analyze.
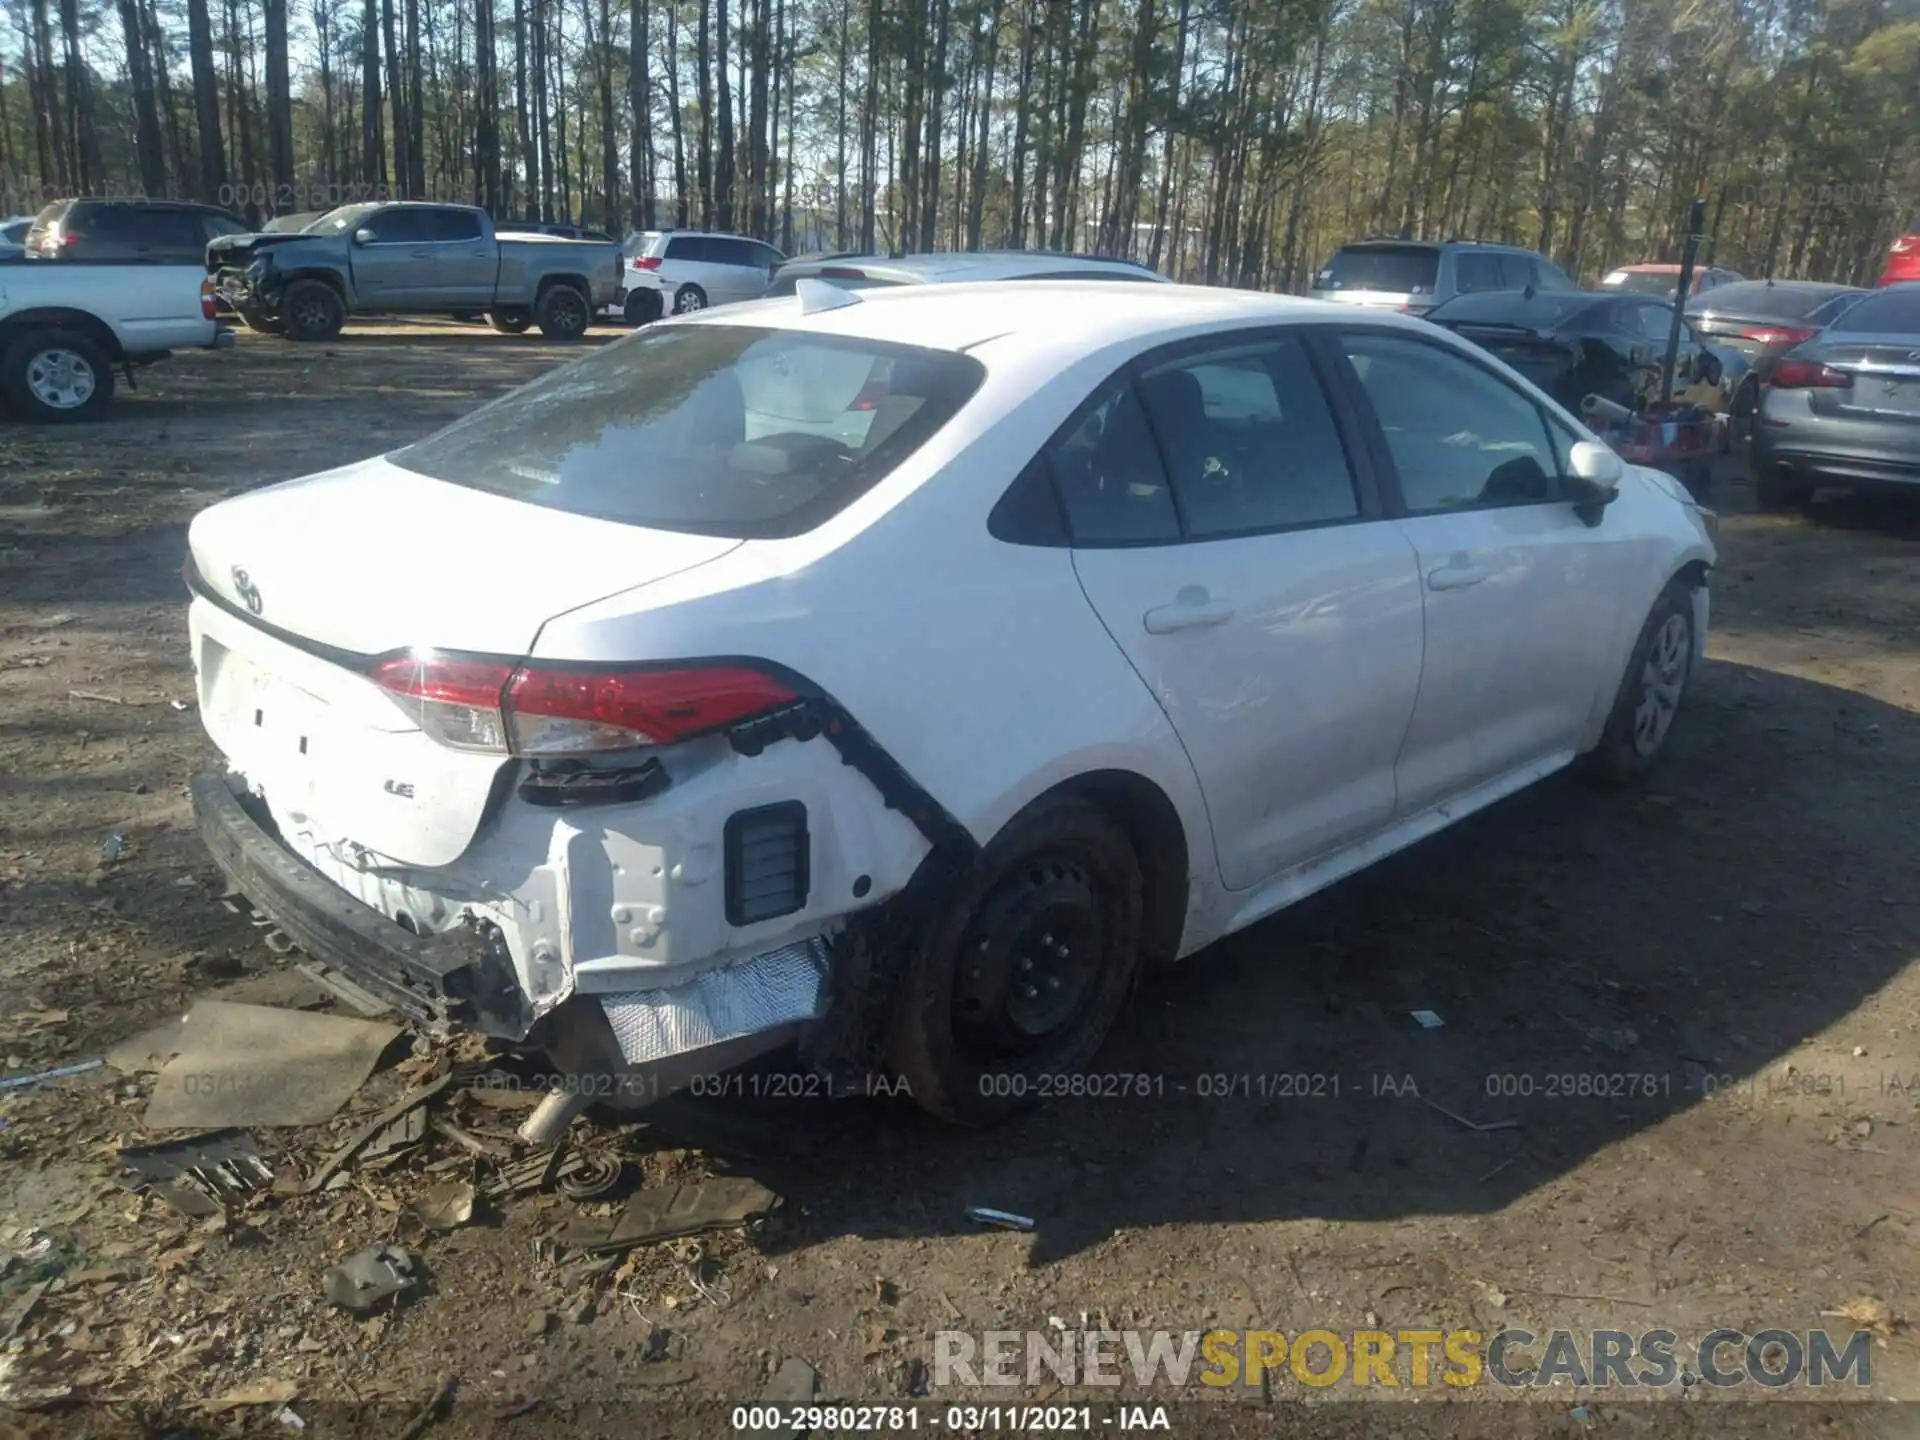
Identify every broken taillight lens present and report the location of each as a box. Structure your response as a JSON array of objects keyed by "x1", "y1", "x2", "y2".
[{"x1": 369, "y1": 653, "x2": 798, "y2": 756}]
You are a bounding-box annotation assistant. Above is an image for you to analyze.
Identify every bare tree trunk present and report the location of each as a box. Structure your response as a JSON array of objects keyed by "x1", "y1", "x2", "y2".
[
  {"x1": 187, "y1": 0, "x2": 227, "y2": 196},
  {"x1": 966, "y1": 0, "x2": 1004, "y2": 250},
  {"x1": 59, "y1": 0, "x2": 102, "y2": 188},
  {"x1": 747, "y1": 0, "x2": 769, "y2": 237},
  {"x1": 119, "y1": 0, "x2": 169, "y2": 196},
  {"x1": 858, "y1": 0, "x2": 879, "y2": 250},
  {"x1": 359, "y1": 0, "x2": 381, "y2": 185},
  {"x1": 665, "y1": 1, "x2": 686, "y2": 224},
  {"x1": 628, "y1": 0, "x2": 652, "y2": 227},
  {"x1": 695, "y1": 0, "x2": 713, "y2": 225},
  {"x1": 715, "y1": 0, "x2": 735, "y2": 229}
]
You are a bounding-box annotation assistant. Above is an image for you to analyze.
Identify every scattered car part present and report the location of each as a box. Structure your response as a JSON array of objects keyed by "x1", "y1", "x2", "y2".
[
  {"x1": 144, "y1": 1001, "x2": 401, "y2": 1130},
  {"x1": 119, "y1": 1128, "x2": 272, "y2": 1216},
  {"x1": 104, "y1": 1016, "x2": 187, "y2": 1074},
  {"x1": 359, "y1": 1104, "x2": 430, "y2": 1162},
  {"x1": 963, "y1": 1206, "x2": 1035, "y2": 1232},
  {"x1": 296, "y1": 1070, "x2": 458, "y2": 1195},
  {"x1": 556, "y1": 1151, "x2": 624, "y2": 1200},
  {"x1": 409, "y1": 1180, "x2": 476, "y2": 1231},
  {"x1": 517, "y1": 1088, "x2": 594, "y2": 1147},
  {"x1": 323, "y1": 1244, "x2": 420, "y2": 1313},
  {"x1": 556, "y1": 1177, "x2": 778, "y2": 1252},
  {"x1": 0, "y1": 1058, "x2": 103, "y2": 1092},
  {"x1": 294, "y1": 961, "x2": 395, "y2": 1018}
]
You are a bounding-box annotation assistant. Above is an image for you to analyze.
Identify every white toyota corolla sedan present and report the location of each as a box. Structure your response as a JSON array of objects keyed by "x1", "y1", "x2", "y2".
[{"x1": 184, "y1": 280, "x2": 1716, "y2": 1128}]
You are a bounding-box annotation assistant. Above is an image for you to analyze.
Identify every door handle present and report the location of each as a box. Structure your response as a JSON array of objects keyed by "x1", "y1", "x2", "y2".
[
  {"x1": 1426, "y1": 563, "x2": 1488, "y2": 591},
  {"x1": 1143, "y1": 588, "x2": 1235, "y2": 633}
]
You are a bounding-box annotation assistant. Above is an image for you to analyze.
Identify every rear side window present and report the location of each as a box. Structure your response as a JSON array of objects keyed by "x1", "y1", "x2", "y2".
[
  {"x1": 392, "y1": 325, "x2": 985, "y2": 538},
  {"x1": 426, "y1": 209, "x2": 484, "y2": 241},
  {"x1": 1453, "y1": 252, "x2": 1509, "y2": 293},
  {"x1": 1045, "y1": 379, "x2": 1181, "y2": 544},
  {"x1": 1137, "y1": 336, "x2": 1358, "y2": 535},
  {"x1": 1829, "y1": 289, "x2": 1920, "y2": 332},
  {"x1": 1315, "y1": 245, "x2": 1440, "y2": 295}
]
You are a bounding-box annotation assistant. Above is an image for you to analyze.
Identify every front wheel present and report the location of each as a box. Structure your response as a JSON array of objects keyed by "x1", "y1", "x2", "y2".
[
  {"x1": 2, "y1": 328, "x2": 115, "y2": 423},
  {"x1": 673, "y1": 284, "x2": 708, "y2": 315},
  {"x1": 281, "y1": 279, "x2": 345, "y2": 341},
  {"x1": 534, "y1": 285, "x2": 591, "y2": 340},
  {"x1": 886, "y1": 795, "x2": 1145, "y2": 1125},
  {"x1": 1583, "y1": 582, "x2": 1696, "y2": 787}
]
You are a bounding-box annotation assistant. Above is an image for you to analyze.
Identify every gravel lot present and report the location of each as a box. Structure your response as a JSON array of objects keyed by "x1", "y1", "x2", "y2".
[{"x1": 2, "y1": 323, "x2": 1917, "y2": 1436}]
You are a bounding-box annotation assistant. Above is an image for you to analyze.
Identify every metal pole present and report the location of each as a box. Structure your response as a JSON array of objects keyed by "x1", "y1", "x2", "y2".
[{"x1": 1660, "y1": 197, "x2": 1708, "y2": 411}]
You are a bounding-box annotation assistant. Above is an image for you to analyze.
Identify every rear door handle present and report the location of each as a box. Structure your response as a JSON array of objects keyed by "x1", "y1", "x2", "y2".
[
  {"x1": 1426, "y1": 563, "x2": 1488, "y2": 591},
  {"x1": 1144, "y1": 589, "x2": 1235, "y2": 633}
]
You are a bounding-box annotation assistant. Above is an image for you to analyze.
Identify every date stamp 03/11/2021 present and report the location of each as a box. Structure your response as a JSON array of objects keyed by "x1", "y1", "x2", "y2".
[{"x1": 456, "y1": 1063, "x2": 1919, "y2": 1106}]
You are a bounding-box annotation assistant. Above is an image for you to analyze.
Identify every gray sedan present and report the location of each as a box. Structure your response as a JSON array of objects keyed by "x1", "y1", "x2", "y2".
[{"x1": 1752, "y1": 283, "x2": 1920, "y2": 508}]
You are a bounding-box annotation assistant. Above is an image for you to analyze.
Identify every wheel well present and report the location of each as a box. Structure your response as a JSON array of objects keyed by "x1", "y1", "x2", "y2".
[
  {"x1": 0, "y1": 309, "x2": 123, "y2": 361},
  {"x1": 1673, "y1": 558, "x2": 1710, "y2": 592},
  {"x1": 1050, "y1": 770, "x2": 1189, "y2": 965},
  {"x1": 279, "y1": 270, "x2": 347, "y2": 302},
  {"x1": 535, "y1": 273, "x2": 591, "y2": 300}
]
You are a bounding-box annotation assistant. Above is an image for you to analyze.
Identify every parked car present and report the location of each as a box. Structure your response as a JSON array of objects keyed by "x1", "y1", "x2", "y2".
[
  {"x1": 1599, "y1": 263, "x2": 1746, "y2": 299},
  {"x1": 1308, "y1": 238, "x2": 1577, "y2": 317},
  {"x1": 620, "y1": 230, "x2": 785, "y2": 320},
  {"x1": 1879, "y1": 214, "x2": 1920, "y2": 287},
  {"x1": 207, "y1": 202, "x2": 623, "y2": 341},
  {"x1": 1752, "y1": 282, "x2": 1920, "y2": 508},
  {"x1": 1686, "y1": 279, "x2": 1869, "y2": 431},
  {"x1": 504, "y1": 221, "x2": 617, "y2": 243},
  {"x1": 0, "y1": 216, "x2": 33, "y2": 260},
  {"x1": 0, "y1": 261, "x2": 233, "y2": 421},
  {"x1": 181, "y1": 281, "x2": 1714, "y2": 1124},
  {"x1": 1425, "y1": 288, "x2": 1727, "y2": 417},
  {"x1": 23, "y1": 199, "x2": 248, "y2": 264},
  {"x1": 766, "y1": 251, "x2": 1168, "y2": 298}
]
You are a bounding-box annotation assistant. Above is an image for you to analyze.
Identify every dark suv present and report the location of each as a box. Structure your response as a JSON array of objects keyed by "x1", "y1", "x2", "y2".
[{"x1": 25, "y1": 199, "x2": 248, "y2": 264}]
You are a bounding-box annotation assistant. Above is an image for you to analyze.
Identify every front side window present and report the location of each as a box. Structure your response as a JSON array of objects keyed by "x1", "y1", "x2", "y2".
[
  {"x1": 1340, "y1": 332, "x2": 1561, "y2": 513},
  {"x1": 1136, "y1": 336, "x2": 1359, "y2": 535},
  {"x1": 392, "y1": 325, "x2": 985, "y2": 538},
  {"x1": 362, "y1": 208, "x2": 433, "y2": 243}
]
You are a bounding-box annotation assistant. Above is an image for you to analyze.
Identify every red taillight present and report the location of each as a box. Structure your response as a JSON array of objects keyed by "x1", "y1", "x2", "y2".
[
  {"x1": 1739, "y1": 325, "x2": 1815, "y2": 347},
  {"x1": 370, "y1": 653, "x2": 797, "y2": 756},
  {"x1": 1769, "y1": 358, "x2": 1853, "y2": 389},
  {"x1": 630, "y1": 255, "x2": 662, "y2": 271},
  {"x1": 200, "y1": 278, "x2": 218, "y2": 321}
]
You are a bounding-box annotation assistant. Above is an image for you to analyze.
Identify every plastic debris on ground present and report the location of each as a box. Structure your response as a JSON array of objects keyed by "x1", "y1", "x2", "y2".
[
  {"x1": 556, "y1": 1177, "x2": 779, "y2": 1252},
  {"x1": 323, "y1": 1243, "x2": 420, "y2": 1313},
  {"x1": 964, "y1": 1206, "x2": 1036, "y2": 1231},
  {"x1": 118, "y1": 1128, "x2": 272, "y2": 1217},
  {"x1": 144, "y1": 1001, "x2": 402, "y2": 1129},
  {"x1": 0, "y1": 1058, "x2": 104, "y2": 1092},
  {"x1": 1410, "y1": 1009, "x2": 1445, "y2": 1029}
]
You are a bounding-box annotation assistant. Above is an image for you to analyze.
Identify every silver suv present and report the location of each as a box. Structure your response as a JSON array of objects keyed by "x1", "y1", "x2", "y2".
[{"x1": 1309, "y1": 238, "x2": 1576, "y2": 317}]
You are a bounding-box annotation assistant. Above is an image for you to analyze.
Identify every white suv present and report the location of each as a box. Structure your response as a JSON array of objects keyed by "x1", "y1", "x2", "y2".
[
  {"x1": 183, "y1": 281, "x2": 1715, "y2": 1128},
  {"x1": 622, "y1": 230, "x2": 785, "y2": 323}
]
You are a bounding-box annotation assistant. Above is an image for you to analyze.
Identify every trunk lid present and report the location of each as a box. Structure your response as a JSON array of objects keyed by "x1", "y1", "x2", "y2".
[
  {"x1": 1807, "y1": 337, "x2": 1920, "y2": 424},
  {"x1": 186, "y1": 456, "x2": 742, "y2": 866},
  {"x1": 1436, "y1": 323, "x2": 1582, "y2": 404}
]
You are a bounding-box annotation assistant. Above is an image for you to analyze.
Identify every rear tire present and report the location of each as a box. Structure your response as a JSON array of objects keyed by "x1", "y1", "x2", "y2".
[
  {"x1": 534, "y1": 284, "x2": 591, "y2": 340},
  {"x1": 886, "y1": 795, "x2": 1145, "y2": 1126},
  {"x1": 1582, "y1": 581, "x2": 1696, "y2": 788},
  {"x1": 624, "y1": 288, "x2": 663, "y2": 326},
  {"x1": 487, "y1": 311, "x2": 533, "y2": 335},
  {"x1": 1, "y1": 327, "x2": 114, "y2": 423},
  {"x1": 281, "y1": 279, "x2": 345, "y2": 341},
  {"x1": 1754, "y1": 460, "x2": 1809, "y2": 511}
]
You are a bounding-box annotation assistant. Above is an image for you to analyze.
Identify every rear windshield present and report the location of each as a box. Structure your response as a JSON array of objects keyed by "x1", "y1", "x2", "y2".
[
  {"x1": 1601, "y1": 270, "x2": 1681, "y2": 296},
  {"x1": 391, "y1": 324, "x2": 985, "y2": 538},
  {"x1": 1427, "y1": 292, "x2": 1599, "y2": 328},
  {"x1": 1314, "y1": 245, "x2": 1439, "y2": 294},
  {"x1": 1696, "y1": 281, "x2": 1857, "y2": 320},
  {"x1": 1828, "y1": 288, "x2": 1920, "y2": 334}
]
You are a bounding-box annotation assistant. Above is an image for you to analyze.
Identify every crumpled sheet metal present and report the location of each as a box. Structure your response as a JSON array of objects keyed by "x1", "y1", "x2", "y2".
[{"x1": 596, "y1": 938, "x2": 829, "y2": 1065}]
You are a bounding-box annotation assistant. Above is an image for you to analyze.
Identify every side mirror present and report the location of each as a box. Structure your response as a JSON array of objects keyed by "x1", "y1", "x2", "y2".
[
  {"x1": 353, "y1": 227, "x2": 376, "y2": 246},
  {"x1": 1568, "y1": 440, "x2": 1624, "y2": 498}
]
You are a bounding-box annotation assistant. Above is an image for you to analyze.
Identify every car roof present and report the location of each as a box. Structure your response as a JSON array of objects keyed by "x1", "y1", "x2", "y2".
[
  {"x1": 780, "y1": 252, "x2": 1162, "y2": 282},
  {"x1": 677, "y1": 280, "x2": 1410, "y2": 354}
]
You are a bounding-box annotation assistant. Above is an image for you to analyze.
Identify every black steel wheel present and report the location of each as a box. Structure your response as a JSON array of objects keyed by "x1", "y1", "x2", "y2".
[{"x1": 887, "y1": 794, "x2": 1144, "y2": 1125}]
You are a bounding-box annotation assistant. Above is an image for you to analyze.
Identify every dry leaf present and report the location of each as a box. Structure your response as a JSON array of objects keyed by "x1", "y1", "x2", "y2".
[
  {"x1": 154, "y1": 1242, "x2": 202, "y2": 1273},
  {"x1": 207, "y1": 1377, "x2": 300, "y2": 1410},
  {"x1": 1823, "y1": 1296, "x2": 1905, "y2": 1335}
]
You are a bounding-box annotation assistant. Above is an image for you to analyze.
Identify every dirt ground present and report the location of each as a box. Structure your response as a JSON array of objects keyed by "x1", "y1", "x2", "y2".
[{"x1": 3, "y1": 322, "x2": 1919, "y2": 1438}]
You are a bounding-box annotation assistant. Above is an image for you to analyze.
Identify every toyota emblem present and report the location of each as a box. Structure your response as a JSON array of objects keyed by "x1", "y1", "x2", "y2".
[{"x1": 230, "y1": 566, "x2": 263, "y2": 616}]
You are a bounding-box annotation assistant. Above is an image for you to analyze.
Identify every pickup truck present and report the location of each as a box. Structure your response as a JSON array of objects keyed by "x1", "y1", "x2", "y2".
[
  {"x1": 0, "y1": 260, "x2": 233, "y2": 422},
  {"x1": 207, "y1": 202, "x2": 623, "y2": 341}
]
